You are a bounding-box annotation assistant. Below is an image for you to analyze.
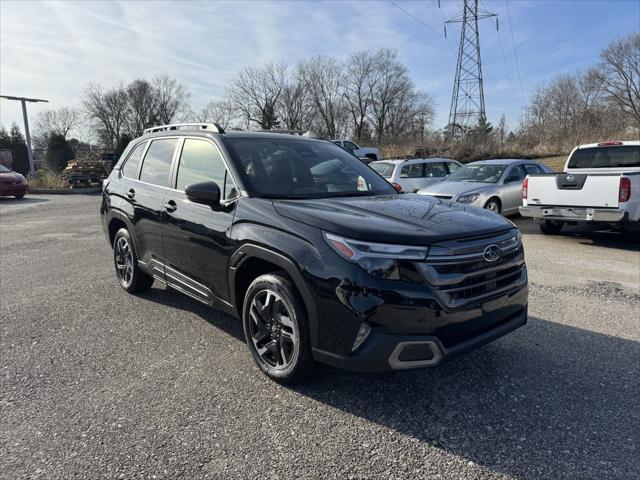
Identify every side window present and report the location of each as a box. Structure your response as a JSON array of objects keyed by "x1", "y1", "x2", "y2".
[
  {"x1": 524, "y1": 164, "x2": 542, "y2": 175},
  {"x1": 344, "y1": 141, "x2": 358, "y2": 152},
  {"x1": 400, "y1": 163, "x2": 423, "y2": 178},
  {"x1": 507, "y1": 165, "x2": 526, "y2": 181},
  {"x1": 447, "y1": 162, "x2": 461, "y2": 174},
  {"x1": 424, "y1": 162, "x2": 448, "y2": 178},
  {"x1": 139, "y1": 138, "x2": 177, "y2": 187},
  {"x1": 121, "y1": 142, "x2": 146, "y2": 179},
  {"x1": 176, "y1": 139, "x2": 226, "y2": 191}
]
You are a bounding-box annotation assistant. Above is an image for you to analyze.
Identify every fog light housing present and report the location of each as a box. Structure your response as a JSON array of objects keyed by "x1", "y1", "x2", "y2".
[{"x1": 351, "y1": 322, "x2": 372, "y2": 352}]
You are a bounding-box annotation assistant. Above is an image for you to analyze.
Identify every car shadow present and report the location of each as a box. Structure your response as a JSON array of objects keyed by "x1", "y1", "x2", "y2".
[
  {"x1": 0, "y1": 196, "x2": 49, "y2": 205},
  {"x1": 132, "y1": 284, "x2": 640, "y2": 478},
  {"x1": 291, "y1": 317, "x2": 639, "y2": 479},
  {"x1": 137, "y1": 285, "x2": 245, "y2": 342},
  {"x1": 512, "y1": 215, "x2": 639, "y2": 252}
]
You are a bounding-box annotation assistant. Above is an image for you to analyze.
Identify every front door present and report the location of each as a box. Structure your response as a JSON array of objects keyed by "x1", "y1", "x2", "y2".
[{"x1": 161, "y1": 137, "x2": 238, "y2": 306}]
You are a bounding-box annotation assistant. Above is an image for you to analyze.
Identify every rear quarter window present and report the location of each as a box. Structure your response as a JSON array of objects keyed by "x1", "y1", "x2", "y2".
[
  {"x1": 121, "y1": 142, "x2": 147, "y2": 179},
  {"x1": 139, "y1": 138, "x2": 178, "y2": 187}
]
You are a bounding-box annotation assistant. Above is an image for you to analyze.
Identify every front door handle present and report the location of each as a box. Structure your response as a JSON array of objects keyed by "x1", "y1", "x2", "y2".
[
  {"x1": 163, "y1": 200, "x2": 177, "y2": 213},
  {"x1": 126, "y1": 188, "x2": 135, "y2": 199}
]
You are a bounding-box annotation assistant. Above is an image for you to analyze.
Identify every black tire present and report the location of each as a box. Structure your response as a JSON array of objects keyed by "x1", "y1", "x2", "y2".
[
  {"x1": 14, "y1": 193, "x2": 25, "y2": 199},
  {"x1": 484, "y1": 197, "x2": 502, "y2": 214},
  {"x1": 539, "y1": 220, "x2": 564, "y2": 235},
  {"x1": 112, "y1": 228, "x2": 154, "y2": 293},
  {"x1": 242, "y1": 273, "x2": 314, "y2": 384}
]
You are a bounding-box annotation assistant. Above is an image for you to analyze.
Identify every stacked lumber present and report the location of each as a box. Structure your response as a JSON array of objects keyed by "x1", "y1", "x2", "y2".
[{"x1": 63, "y1": 152, "x2": 110, "y2": 188}]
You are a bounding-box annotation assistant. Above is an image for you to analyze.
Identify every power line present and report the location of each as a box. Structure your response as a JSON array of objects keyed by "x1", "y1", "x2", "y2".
[
  {"x1": 387, "y1": 0, "x2": 454, "y2": 52},
  {"x1": 505, "y1": 0, "x2": 526, "y2": 104}
]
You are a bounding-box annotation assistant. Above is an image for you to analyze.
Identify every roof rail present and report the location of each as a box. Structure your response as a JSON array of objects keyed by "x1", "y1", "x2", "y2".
[
  {"x1": 257, "y1": 129, "x2": 305, "y2": 135},
  {"x1": 143, "y1": 123, "x2": 225, "y2": 135}
]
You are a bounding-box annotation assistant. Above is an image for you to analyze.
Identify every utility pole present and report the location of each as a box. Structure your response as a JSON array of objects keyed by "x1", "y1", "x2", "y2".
[
  {"x1": 445, "y1": 0, "x2": 497, "y2": 137},
  {"x1": 0, "y1": 95, "x2": 49, "y2": 175}
]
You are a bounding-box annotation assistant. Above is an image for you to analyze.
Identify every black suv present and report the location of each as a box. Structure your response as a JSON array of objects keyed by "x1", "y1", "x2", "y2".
[{"x1": 101, "y1": 123, "x2": 528, "y2": 383}]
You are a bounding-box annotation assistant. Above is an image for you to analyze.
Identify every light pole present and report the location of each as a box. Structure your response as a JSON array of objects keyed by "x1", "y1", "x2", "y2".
[{"x1": 0, "y1": 95, "x2": 49, "y2": 175}]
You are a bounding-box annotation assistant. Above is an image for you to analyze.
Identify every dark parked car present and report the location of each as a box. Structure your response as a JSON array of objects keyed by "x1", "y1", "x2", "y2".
[
  {"x1": 101, "y1": 123, "x2": 528, "y2": 383},
  {"x1": 0, "y1": 164, "x2": 28, "y2": 198}
]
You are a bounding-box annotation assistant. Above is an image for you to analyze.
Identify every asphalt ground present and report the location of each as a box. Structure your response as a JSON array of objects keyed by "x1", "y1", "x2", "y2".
[{"x1": 1, "y1": 194, "x2": 639, "y2": 480}]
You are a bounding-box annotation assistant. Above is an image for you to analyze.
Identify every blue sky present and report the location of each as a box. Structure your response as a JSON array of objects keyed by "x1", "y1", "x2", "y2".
[{"x1": 1, "y1": 0, "x2": 638, "y2": 137}]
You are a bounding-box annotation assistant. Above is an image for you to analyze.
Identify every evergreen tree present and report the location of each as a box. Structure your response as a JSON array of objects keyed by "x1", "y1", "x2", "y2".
[
  {"x1": 9, "y1": 123, "x2": 30, "y2": 174},
  {"x1": 46, "y1": 133, "x2": 75, "y2": 171}
]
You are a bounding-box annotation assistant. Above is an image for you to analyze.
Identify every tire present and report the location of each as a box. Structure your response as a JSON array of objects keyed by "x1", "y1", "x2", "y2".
[
  {"x1": 539, "y1": 220, "x2": 564, "y2": 235},
  {"x1": 484, "y1": 198, "x2": 502, "y2": 214},
  {"x1": 112, "y1": 228, "x2": 154, "y2": 293},
  {"x1": 242, "y1": 273, "x2": 314, "y2": 384},
  {"x1": 14, "y1": 193, "x2": 25, "y2": 199}
]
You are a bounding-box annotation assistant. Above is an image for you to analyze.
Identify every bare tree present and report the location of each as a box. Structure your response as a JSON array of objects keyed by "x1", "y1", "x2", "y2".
[
  {"x1": 597, "y1": 33, "x2": 640, "y2": 126},
  {"x1": 343, "y1": 50, "x2": 378, "y2": 141},
  {"x1": 82, "y1": 82, "x2": 129, "y2": 150},
  {"x1": 227, "y1": 63, "x2": 286, "y2": 129},
  {"x1": 153, "y1": 74, "x2": 191, "y2": 124},
  {"x1": 277, "y1": 67, "x2": 315, "y2": 130},
  {"x1": 196, "y1": 99, "x2": 236, "y2": 130},
  {"x1": 34, "y1": 107, "x2": 80, "y2": 138},
  {"x1": 299, "y1": 55, "x2": 346, "y2": 138},
  {"x1": 124, "y1": 79, "x2": 159, "y2": 137},
  {"x1": 369, "y1": 49, "x2": 412, "y2": 143}
]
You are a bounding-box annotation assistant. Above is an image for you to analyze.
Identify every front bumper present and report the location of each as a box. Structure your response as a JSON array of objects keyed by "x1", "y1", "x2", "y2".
[
  {"x1": 313, "y1": 305, "x2": 527, "y2": 372},
  {"x1": 519, "y1": 205, "x2": 626, "y2": 223},
  {"x1": 0, "y1": 184, "x2": 27, "y2": 196}
]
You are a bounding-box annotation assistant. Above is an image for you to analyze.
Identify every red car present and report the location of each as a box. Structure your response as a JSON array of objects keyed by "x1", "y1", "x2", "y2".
[{"x1": 0, "y1": 164, "x2": 28, "y2": 198}]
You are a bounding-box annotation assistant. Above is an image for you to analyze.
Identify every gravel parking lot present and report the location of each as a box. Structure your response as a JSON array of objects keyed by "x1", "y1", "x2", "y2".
[{"x1": 1, "y1": 194, "x2": 639, "y2": 480}]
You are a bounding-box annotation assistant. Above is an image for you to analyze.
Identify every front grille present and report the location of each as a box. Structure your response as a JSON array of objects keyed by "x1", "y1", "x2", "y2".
[
  {"x1": 417, "y1": 229, "x2": 527, "y2": 309},
  {"x1": 430, "y1": 195, "x2": 453, "y2": 200}
]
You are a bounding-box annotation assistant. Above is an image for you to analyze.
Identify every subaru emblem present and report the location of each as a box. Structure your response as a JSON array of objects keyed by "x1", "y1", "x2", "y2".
[
  {"x1": 566, "y1": 175, "x2": 575, "y2": 181},
  {"x1": 483, "y1": 244, "x2": 502, "y2": 262}
]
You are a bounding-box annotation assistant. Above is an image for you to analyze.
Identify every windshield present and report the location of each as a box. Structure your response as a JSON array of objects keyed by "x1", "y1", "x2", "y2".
[
  {"x1": 568, "y1": 145, "x2": 640, "y2": 169},
  {"x1": 369, "y1": 162, "x2": 395, "y2": 179},
  {"x1": 0, "y1": 165, "x2": 11, "y2": 173},
  {"x1": 446, "y1": 164, "x2": 507, "y2": 184},
  {"x1": 225, "y1": 138, "x2": 395, "y2": 198}
]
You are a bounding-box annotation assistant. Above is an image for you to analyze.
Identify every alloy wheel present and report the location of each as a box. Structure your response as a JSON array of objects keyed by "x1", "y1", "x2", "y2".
[
  {"x1": 248, "y1": 289, "x2": 299, "y2": 371},
  {"x1": 115, "y1": 236, "x2": 134, "y2": 287}
]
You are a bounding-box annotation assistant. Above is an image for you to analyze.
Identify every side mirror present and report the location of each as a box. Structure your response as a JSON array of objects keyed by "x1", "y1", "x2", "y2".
[{"x1": 185, "y1": 181, "x2": 221, "y2": 209}]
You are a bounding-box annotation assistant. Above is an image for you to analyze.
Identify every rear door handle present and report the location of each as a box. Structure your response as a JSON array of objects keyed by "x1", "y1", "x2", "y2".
[
  {"x1": 126, "y1": 188, "x2": 135, "y2": 199},
  {"x1": 163, "y1": 200, "x2": 177, "y2": 213}
]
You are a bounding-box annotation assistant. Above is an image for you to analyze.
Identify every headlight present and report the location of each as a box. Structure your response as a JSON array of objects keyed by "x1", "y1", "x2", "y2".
[
  {"x1": 324, "y1": 232, "x2": 428, "y2": 279},
  {"x1": 457, "y1": 193, "x2": 480, "y2": 204}
]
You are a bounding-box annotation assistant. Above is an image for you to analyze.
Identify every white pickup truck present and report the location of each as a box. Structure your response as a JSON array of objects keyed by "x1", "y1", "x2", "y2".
[
  {"x1": 331, "y1": 139, "x2": 380, "y2": 162},
  {"x1": 520, "y1": 141, "x2": 640, "y2": 234}
]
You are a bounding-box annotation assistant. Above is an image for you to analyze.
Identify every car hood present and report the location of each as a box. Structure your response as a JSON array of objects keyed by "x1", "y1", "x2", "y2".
[
  {"x1": 0, "y1": 172, "x2": 25, "y2": 184},
  {"x1": 418, "y1": 181, "x2": 494, "y2": 197},
  {"x1": 273, "y1": 193, "x2": 513, "y2": 246}
]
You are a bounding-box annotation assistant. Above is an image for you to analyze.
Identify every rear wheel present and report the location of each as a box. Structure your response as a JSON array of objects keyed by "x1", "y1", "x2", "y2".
[
  {"x1": 14, "y1": 193, "x2": 25, "y2": 199},
  {"x1": 242, "y1": 273, "x2": 314, "y2": 384},
  {"x1": 113, "y1": 228, "x2": 154, "y2": 293},
  {"x1": 539, "y1": 220, "x2": 564, "y2": 235},
  {"x1": 484, "y1": 198, "x2": 501, "y2": 214}
]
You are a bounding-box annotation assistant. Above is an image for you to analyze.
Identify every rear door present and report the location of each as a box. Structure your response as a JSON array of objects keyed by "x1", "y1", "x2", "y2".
[
  {"x1": 421, "y1": 161, "x2": 450, "y2": 189},
  {"x1": 131, "y1": 137, "x2": 179, "y2": 270},
  {"x1": 399, "y1": 162, "x2": 424, "y2": 192},
  {"x1": 161, "y1": 137, "x2": 238, "y2": 305}
]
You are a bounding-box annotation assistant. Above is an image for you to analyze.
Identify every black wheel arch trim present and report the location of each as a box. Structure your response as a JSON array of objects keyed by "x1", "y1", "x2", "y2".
[
  {"x1": 106, "y1": 209, "x2": 140, "y2": 253},
  {"x1": 229, "y1": 243, "x2": 319, "y2": 348}
]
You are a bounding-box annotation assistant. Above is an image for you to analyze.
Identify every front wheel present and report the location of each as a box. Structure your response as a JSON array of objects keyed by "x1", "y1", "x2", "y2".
[
  {"x1": 539, "y1": 220, "x2": 564, "y2": 235},
  {"x1": 242, "y1": 273, "x2": 314, "y2": 384},
  {"x1": 113, "y1": 228, "x2": 154, "y2": 293},
  {"x1": 484, "y1": 198, "x2": 502, "y2": 214}
]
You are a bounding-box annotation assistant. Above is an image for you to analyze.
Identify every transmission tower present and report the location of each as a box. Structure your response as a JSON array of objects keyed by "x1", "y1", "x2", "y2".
[{"x1": 445, "y1": 0, "x2": 497, "y2": 136}]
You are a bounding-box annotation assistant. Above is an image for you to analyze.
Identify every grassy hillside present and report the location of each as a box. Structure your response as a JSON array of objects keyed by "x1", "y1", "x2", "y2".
[{"x1": 538, "y1": 155, "x2": 568, "y2": 172}]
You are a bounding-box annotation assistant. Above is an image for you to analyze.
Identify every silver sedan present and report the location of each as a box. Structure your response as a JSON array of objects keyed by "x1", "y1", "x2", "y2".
[{"x1": 417, "y1": 159, "x2": 553, "y2": 216}]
